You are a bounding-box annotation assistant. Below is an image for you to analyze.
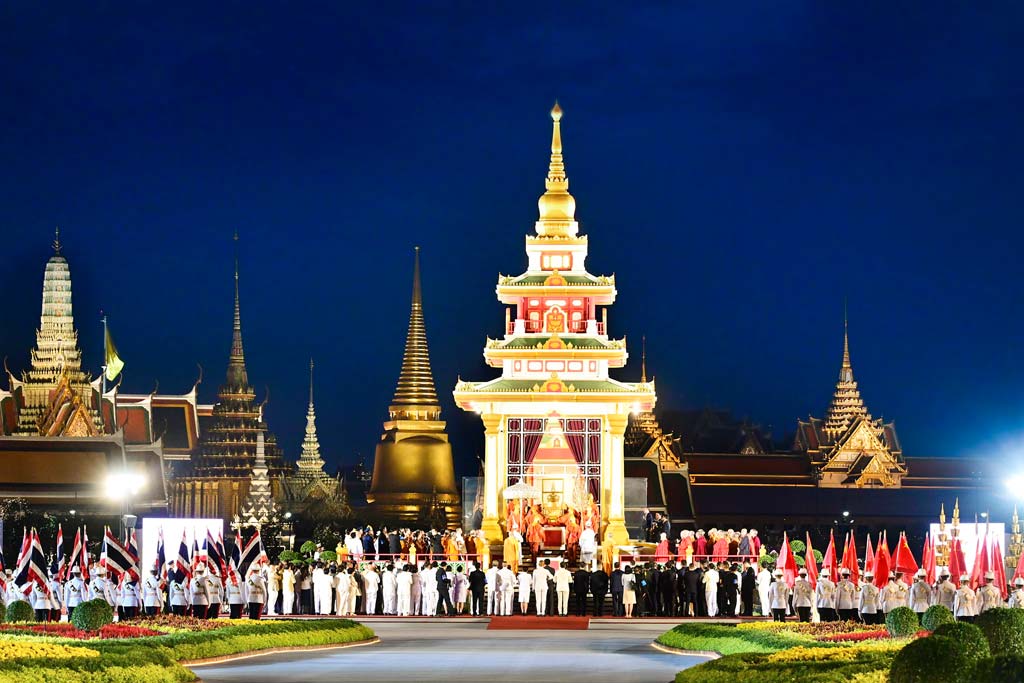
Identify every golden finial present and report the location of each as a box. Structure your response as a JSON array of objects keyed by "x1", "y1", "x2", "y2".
[
  {"x1": 390, "y1": 247, "x2": 441, "y2": 417},
  {"x1": 536, "y1": 101, "x2": 577, "y2": 236},
  {"x1": 939, "y1": 503, "x2": 946, "y2": 525},
  {"x1": 842, "y1": 301, "x2": 851, "y2": 370},
  {"x1": 52, "y1": 226, "x2": 62, "y2": 254},
  {"x1": 641, "y1": 335, "x2": 648, "y2": 383}
]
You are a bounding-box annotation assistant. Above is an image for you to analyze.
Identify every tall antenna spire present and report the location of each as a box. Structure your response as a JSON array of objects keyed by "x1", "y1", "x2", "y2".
[
  {"x1": 52, "y1": 226, "x2": 62, "y2": 254},
  {"x1": 225, "y1": 230, "x2": 248, "y2": 389},
  {"x1": 309, "y1": 357, "x2": 315, "y2": 406},
  {"x1": 641, "y1": 335, "x2": 648, "y2": 383},
  {"x1": 842, "y1": 299, "x2": 851, "y2": 372},
  {"x1": 390, "y1": 246, "x2": 440, "y2": 419}
]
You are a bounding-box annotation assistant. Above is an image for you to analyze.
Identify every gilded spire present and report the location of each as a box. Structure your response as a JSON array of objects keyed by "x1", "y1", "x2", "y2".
[
  {"x1": 390, "y1": 247, "x2": 441, "y2": 420},
  {"x1": 536, "y1": 102, "x2": 578, "y2": 237},
  {"x1": 823, "y1": 313, "x2": 868, "y2": 436},
  {"x1": 641, "y1": 335, "x2": 648, "y2": 383},
  {"x1": 52, "y1": 226, "x2": 62, "y2": 255},
  {"x1": 293, "y1": 357, "x2": 327, "y2": 477},
  {"x1": 225, "y1": 230, "x2": 249, "y2": 390}
]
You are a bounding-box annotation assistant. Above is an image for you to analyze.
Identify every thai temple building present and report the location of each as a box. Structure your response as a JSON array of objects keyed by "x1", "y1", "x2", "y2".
[
  {"x1": 236, "y1": 432, "x2": 280, "y2": 528},
  {"x1": 0, "y1": 232, "x2": 168, "y2": 514},
  {"x1": 282, "y1": 360, "x2": 350, "y2": 519},
  {"x1": 453, "y1": 104, "x2": 655, "y2": 548},
  {"x1": 169, "y1": 242, "x2": 290, "y2": 526},
  {"x1": 367, "y1": 248, "x2": 460, "y2": 527}
]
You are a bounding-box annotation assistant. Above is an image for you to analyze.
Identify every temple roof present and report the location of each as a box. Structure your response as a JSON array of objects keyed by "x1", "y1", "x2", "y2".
[{"x1": 456, "y1": 376, "x2": 648, "y2": 394}]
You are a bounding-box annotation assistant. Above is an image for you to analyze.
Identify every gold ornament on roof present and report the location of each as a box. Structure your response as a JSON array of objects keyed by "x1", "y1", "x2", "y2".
[{"x1": 536, "y1": 102, "x2": 578, "y2": 238}]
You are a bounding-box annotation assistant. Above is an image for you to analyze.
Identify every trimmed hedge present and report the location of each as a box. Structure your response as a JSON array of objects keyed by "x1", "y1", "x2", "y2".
[
  {"x1": 974, "y1": 654, "x2": 1024, "y2": 683},
  {"x1": 920, "y1": 604, "x2": 955, "y2": 632},
  {"x1": 674, "y1": 649, "x2": 896, "y2": 683},
  {"x1": 5, "y1": 601, "x2": 33, "y2": 623},
  {"x1": 889, "y1": 635, "x2": 974, "y2": 683},
  {"x1": 0, "y1": 601, "x2": 6, "y2": 623},
  {"x1": 71, "y1": 599, "x2": 114, "y2": 632},
  {"x1": 975, "y1": 607, "x2": 1024, "y2": 656},
  {"x1": 657, "y1": 623, "x2": 831, "y2": 655},
  {"x1": 885, "y1": 607, "x2": 919, "y2": 637},
  {"x1": 932, "y1": 622, "x2": 991, "y2": 664}
]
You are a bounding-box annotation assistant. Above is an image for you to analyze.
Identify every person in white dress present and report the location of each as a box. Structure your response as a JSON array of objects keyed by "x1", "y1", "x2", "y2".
[
  {"x1": 382, "y1": 564, "x2": 398, "y2": 615},
  {"x1": 621, "y1": 565, "x2": 637, "y2": 618},
  {"x1": 517, "y1": 568, "x2": 533, "y2": 614},
  {"x1": 755, "y1": 564, "x2": 772, "y2": 617},
  {"x1": 703, "y1": 563, "x2": 719, "y2": 617},
  {"x1": 453, "y1": 566, "x2": 469, "y2": 615}
]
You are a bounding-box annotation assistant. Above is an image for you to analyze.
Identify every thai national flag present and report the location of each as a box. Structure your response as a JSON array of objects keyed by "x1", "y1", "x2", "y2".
[
  {"x1": 14, "y1": 527, "x2": 31, "y2": 589},
  {"x1": 155, "y1": 527, "x2": 167, "y2": 587},
  {"x1": 174, "y1": 530, "x2": 192, "y2": 584},
  {"x1": 66, "y1": 528, "x2": 83, "y2": 581},
  {"x1": 0, "y1": 542, "x2": 7, "y2": 596},
  {"x1": 26, "y1": 529, "x2": 50, "y2": 595},
  {"x1": 190, "y1": 535, "x2": 202, "y2": 575},
  {"x1": 51, "y1": 524, "x2": 66, "y2": 581},
  {"x1": 205, "y1": 528, "x2": 225, "y2": 579},
  {"x1": 227, "y1": 536, "x2": 242, "y2": 586},
  {"x1": 216, "y1": 533, "x2": 229, "y2": 580},
  {"x1": 126, "y1": 529, "x2": 140, "y2": 581},
  {"x1": 81, "y1": 526, "x2": 90, "y2": 575},
  {"x1": 239, "y1": 529, "x2": 268, "y2": 579},
  {"x1": 102, "y1": 527, "x2": 134, "y2": 579}
]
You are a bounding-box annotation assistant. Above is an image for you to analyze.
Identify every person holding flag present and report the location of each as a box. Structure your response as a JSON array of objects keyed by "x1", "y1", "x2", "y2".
[
  {"x1": 909, "y1": 569, "x2": 933, "y2": 619},
  {"x1": 1009, "y1": 578, "x2": 1024, "y2": 608},
  {"x1": 767, "y1": 568, "x2": 790, "y2": 622},
  {"x1": 836, "y1": 568, "x2": 858, "y2": 621},
  {"x1": 935, "y1": 569, "x2": 956, "y2": 611},
  {"x1": 792, "y1": 567, "x2": 814, "y2": 622},
  {"x1": 63, "y1": 566, "x2": 89, "y2": 620},
  {"x1": 48, "y1": 567, "x2": 64, "y2": 622},
  {"x1": 52, "y1": 524, "x2": 66, "y2": 583},
  {"x1": 954, "y1": 573, "x2": 977, "y2": 622},
  {"x1": 142, "y1": 567, "x2": 163, "y2": 616},
  {"x1": 978, "y1": 570, "x2": 1003, "y2": 614},
  {"x1": 859, "y1": 570, "x2": 881, "y2": 625}
]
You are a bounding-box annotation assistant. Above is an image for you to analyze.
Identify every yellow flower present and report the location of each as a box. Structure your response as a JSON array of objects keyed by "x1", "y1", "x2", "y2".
[
  {"x1": 767, "y1": 646, "x2": 860, "y2": 663},
  {"x1": 0, "y1": 637, "x2": 99, "y2": 662}
]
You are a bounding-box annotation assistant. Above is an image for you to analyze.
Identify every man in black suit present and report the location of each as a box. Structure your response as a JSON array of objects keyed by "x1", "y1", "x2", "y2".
[
  {"x1": 642, "y1": 508, "x2": 654, "y2": 542},
  {"x1": 610, "y1": 565, "x2": 624, "y2": 617},
  {"x1": 573, "y1": 565, "x2": 590, "y2": 616},
  {"x1": 544, "y1": 559, "x2": 557, "y2": 617},
  {"x1": 388, "y1": 529, "x2": 401, "y2": 557},
  {"x1": 590, "y1": 567, "x2": 609, "y2": 617},
  {"x1": 646, "y1": 563, "x2": 661, "y2": 618},
  {"x1": 659, "y1": 564, "x2": 678, "y2": 616},
  {"x1": 468, "y1": 563, "x2": 487, "y2": 616},
  {"x1": 684, "y1": 563, "x2": 703, "y2": 617},
  {"x1": 435, "y1": 562, "x2": 455, "y2": 616},
  {"x1": 429, "y1": 531, "x2": 444, "y2": 559},
  {"x1": 722, "y1": 563, "x2": 739, "y2": 617}
]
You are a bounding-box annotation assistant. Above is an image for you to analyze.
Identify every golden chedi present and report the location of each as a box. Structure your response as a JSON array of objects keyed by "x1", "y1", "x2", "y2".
[{"x1": 367, "y1": 247, "x2": 460, "y2": 527}]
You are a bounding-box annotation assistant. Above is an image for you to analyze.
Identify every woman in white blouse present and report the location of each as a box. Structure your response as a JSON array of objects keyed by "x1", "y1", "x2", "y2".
[{"x1": 621, "y1": 565, "x2": 637, "y2": 618}]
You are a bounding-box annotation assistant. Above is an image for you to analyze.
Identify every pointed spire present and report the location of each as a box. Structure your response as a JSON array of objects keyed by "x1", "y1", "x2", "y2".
[
  {"x1": 390, "y1": 247, "x2": 441, "y2": 419},
  {"x1": 536, "y1": 102, "x2": 578, "y2": 237},
  {"x1": 294, "y1": 357, "x2": 327, "y2": 477},
  {"x1": 309, "y1": 357, "x2": 315, "y2": 406},
  {"x1": 52, "y1": 226, "x2": 62, "y2": 255},
  {"x1": 641, "y1": 335, "x2": 648, "y2": 383},
  {"x1": 225, "y1": 230, "x2": 249, "y2": 390},
  {"x1": 823, "y1": 311, "x2": 867, "y2": 436},
  {"x1": 841, "y1": 301, "x2": 852, "y2": 378}
]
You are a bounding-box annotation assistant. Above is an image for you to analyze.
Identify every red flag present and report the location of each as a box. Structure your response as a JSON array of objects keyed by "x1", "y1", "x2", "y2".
[
  {"x1": 821, "y1": 530, "x2": 839, "y2": 584},
  {"x1": 81, "y1": 526, "x2": 90, "y2": 576},
  {"x1": 922, "y1": 533, "x2": 935, "y2": 584},
  {"x1": 864, "y1": 532, "x2": 875, "y2": 583},
  {"x1": 971, "y1": 530, "x2": 989, "y2": 591},
  {"x1": 804, "y1": 532, "x2": 819, "y2": 589},
  {"x1": 873, "y1": 533, "x2": 891, "y2": 588},
  {"x1": 894, "y1": 532, "x2": 919, "y2": 577},
  {"x1": 949, "y1": 537, "x2": 966, "y2": 585},
  {"x1": 1013, "y1": 539, "x2": 1024, "y2": 583},
  {"x1": 843, "y1": 532, "x2": 860, "y2": 586},
  {"x1": 777, "y1": 532, "x2": 798, "y2": 588},
  {"x1": 992, "y1": 535, "x2": 1008, "y2": 600}
]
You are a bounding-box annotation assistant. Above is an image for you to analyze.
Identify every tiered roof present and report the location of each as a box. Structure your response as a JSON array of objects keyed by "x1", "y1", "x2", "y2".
[{"x1": 237, "y1": 431, "x2": 279, "y2": 526}]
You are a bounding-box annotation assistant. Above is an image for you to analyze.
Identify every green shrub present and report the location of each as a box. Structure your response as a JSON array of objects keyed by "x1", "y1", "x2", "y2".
[
  {"x1": 886, "y1": 606, "x2": 920, "y2": 637},
  {"x1": 319, "y1": 550, "x2": 338, "y2": 563},
  {"x1": 278, "y1": 550, "x2": 300, "y2": 563},
  {"x1": 5, "y1": 600, "x2": 33, "y2": 622},
  {"x1": 0, "y1": 600, "x2": 6, "y2": 623},
  {"x1": 921, "y1": 604, "x2": 955, "y2": 632},
  {"x1": 933, "y1": 621, "x2": 991, "y2": 664},
  {"x1": 299, "y1": 540, "x2": 317, "y2": 555},
  {"x1": 656, "y1": 623, "x2": 830, "y2": 655},
  {"x1": 889, "y1": 635, "x2": 975, "y2": 683},
  {"x1": 674, "y1": 649, "x2": 895, "y2": 683},
  {"x1": 973, "y1": 654, "x2": 1024, "y2": 683},
  {"x1": 70, "y1": 598, "x2": 114, "y2": 631},
  {"x1": 975, "y1": 607, "x2": 1024, "y2": 656}
]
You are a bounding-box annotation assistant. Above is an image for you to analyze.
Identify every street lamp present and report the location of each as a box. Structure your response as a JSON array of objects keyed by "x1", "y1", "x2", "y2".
[
  {"x1": 842, "y1": 511, "x2": 850, "y2": 518},
  {"x1": 105, "y1": 471, "x2": 145, "y2": 538}
]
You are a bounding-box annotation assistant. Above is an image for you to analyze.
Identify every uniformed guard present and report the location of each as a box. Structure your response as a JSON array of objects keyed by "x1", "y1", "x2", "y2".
[
  {"x1": 954, "y1": 574, "x2": 977, "y2": 622},
  {"x1": 879, "y1": 573, "x2": 904, "y2": 616},
  {"x1": 858, "y1": 571, "x2": 880, "y2": 625},
  {"x1": 245, "y1": 571, "x2": 267, "y2": 620},
  {"x1": 815, "y1": 571, "x2": 837, "y2": 622},
  {"x1": 63, "y1": 566, "x2": 89, "y2": 620},
  {"x1": 978, "y1": 570, "x2": 1003, "y2": 614},
  {"x1": 142, "y1": 569, "x2": 163, "y2": 616},
  {"x1": 89, "y1": 568, "x2": 115, "y2": 608},
  {"x1": 190, "y1": 566, "x2": 211, "y2": 618},
  {"x1": 836, "y1": 568, "x2": 858, "y2": 621},
  {"x1": 168, "y1": 572, "x2": 190, "y2": 616},
  {"x1": 909, "y1": 568, "x2": 933, "y2": 620},
  {"x1": 1009, "y1": 577, "x2": 1024, "y2": 609},
  {"x1": 767, "y1": 569, "x2": 790, "y2": 622},
  {"x1": 119, "y1": 578, "x2": 142, "y2": 619},
  {"x1": 935, "y1": 570, "x2": 955, "y2": 611},
  {"x1": 4, "y1": 570, "x2": 20, "y2": 606},
  {"x1": 205, "y1": 570, "x2": 223, "y2": 618},
  {"x1": 226, "y1": 577, "x2": 245, "y2": 619},
  {"x1": 31, "y1": 579, "x2": 52, "y2": 621},
  {"x1": 792, "y1": 568, "x2": 814, "y2": 622}
]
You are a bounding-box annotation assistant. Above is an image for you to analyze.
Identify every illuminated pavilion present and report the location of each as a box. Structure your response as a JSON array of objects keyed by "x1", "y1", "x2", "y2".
[{"x1": 454, "y1": 104, "x2": 655, "y2": 548}]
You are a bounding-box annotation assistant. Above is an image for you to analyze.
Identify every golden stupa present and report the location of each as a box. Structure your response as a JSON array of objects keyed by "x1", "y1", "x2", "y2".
[{"x1": 366, "y1": 247, "x2": 461, "y2": 527}]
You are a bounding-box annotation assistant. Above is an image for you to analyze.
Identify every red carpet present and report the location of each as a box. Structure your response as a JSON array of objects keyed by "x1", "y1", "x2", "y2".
[{"x1": 487, "y1": 616, "x2": 590, "y2": 630}]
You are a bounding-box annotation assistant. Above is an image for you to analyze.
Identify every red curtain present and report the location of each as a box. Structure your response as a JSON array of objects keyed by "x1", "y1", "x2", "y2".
[
  {"x1": 522, "y1": 419, "x2": 543, "y2": 463},
  {"x1": 563, "y1": 419, "x2": 587, "y2": 466}
]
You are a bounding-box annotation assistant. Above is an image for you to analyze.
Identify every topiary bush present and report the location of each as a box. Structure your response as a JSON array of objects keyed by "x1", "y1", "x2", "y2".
[
  {"x1": 318, "y1": 550, "x2": 338, "y2": 563},
  {"x1": 889, "y1": 635, "x2": 975, "y2": 683},
  {"x1": 0, "y1": 600, "x2": 6, "y2": 623},
  {"x1": 933, "y1": 621, "x2": 991, "y2": 664},
  {"x1": 886, "y1": 606, "x2": 920, "y2": 637},
  {"x1": 70, "y1": 597, "x2": 113, "y2": 631},
  {"x1": 973, "y1": 654, "x2": 1024, "y2": 683},
  {"x1": 975, "y1": 607, "x2": 1024, "y2": 656},
  {"x1": 5, "y1": 600, "x2": 33, "y2": 622},
  {"x1": 921, "y1": 604, "x2": 955, "y2": 632}
]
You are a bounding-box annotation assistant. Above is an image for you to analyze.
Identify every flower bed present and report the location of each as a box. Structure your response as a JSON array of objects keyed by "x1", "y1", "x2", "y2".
[
  {"x1": 0, "y1": 622, "x2": 164, "y2": 639},
  {"x1": 0, "y1": 617, "x2": 376, "y2": 683}
]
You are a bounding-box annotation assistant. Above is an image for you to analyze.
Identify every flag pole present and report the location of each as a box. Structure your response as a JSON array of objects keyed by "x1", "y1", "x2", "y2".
[{"x1": 101, "y1": 313, "x2": 108, "y2": 397}]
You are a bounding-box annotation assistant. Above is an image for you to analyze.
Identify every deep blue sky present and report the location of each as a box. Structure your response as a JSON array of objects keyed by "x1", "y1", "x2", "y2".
[{"x1": 2, "y1": 3, "x2": 1023, "y2": 476}]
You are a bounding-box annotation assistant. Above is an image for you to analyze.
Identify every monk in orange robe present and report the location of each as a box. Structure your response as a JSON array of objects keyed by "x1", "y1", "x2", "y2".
[
  {"x1": 654, "y1": 533, "x2": 670, "y2": 563},
  {"x1": 562, "y1": 506, "x2": 582, "y2": 564},
  {"x1": 526, "y1": 504, "x2": 545, "y2": 559},
  {"x1": 676, "y1": 532, "x2": 693, "y2": 564}
]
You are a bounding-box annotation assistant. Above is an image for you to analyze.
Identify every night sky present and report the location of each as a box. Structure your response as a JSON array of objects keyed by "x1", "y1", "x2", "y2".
[{"x1": 2, "y1": 4, "x2": 1022, "y2": 478}]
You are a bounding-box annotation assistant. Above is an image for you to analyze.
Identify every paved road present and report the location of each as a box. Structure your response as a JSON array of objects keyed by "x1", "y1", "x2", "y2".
[{"x1": 193, "y1": 621, "x2": 709, "y2": 683}]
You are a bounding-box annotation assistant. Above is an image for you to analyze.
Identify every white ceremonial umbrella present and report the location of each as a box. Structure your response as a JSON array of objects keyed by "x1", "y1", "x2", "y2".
[{"x1": 503, "y1": 479, "x2": 540, "y2": 499}]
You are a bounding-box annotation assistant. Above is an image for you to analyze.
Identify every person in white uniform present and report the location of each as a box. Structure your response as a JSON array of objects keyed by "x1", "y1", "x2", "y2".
[
  {"x1": 63, "y1": 567, "x2": 90, "y2": 620},
  {"x1": 1008, "y1": 577, "x2": 1024, "y2": 609},
  {"x1": 954, "y1": 574, "x2": 977, "y2": 622},
  {"x1": 485, "y1": 562, "x2": 500, "y2": 616},
  {"x1": 396, "y1": 565, "x2": 413, "y2": 616},
  {"x1": 767, "y1": 569, "x2": 789, "y2": 622},
  {"x1": 836, "y1": 568, "x2": 858, "y2": 621},
  {"x1": 554, "y1": 563, "x2": 573, "y2": 616},
  {"x1": 532, "y1": 564, "x2": 550, "y2": 616},
  {"x1": 517, "y1": 568, "x2": 533, "y2": 614},
  {"x1": 978, "y1": 570, "x2": 1003, "y2": 614},
  {"x1": 908, "y1": 569, "x2": 933, "y2": 619},
  {"x1": 755, "y1": 564, "x2": 772, "y2": 617},
  {"x1": 142, "y1": 569, "x2": 163, "y2": 616},
  {"x1": 859, "y1": 571, "x2": 880, "y2": 625},
  {"x1": 382, "y1": 564, "x2": 398, "y2": 615}
]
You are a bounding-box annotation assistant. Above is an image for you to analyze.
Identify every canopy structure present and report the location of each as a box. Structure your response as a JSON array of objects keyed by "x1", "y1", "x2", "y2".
[{"x1": 503, "y1": 479, "x2": 540, "y2": 500}]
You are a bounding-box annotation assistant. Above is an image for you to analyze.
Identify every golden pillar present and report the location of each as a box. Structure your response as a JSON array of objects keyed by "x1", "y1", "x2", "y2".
[
  {"x1": 481, "y1": 413, "x2": 503, "y2": 543},
  {"x1": 603, "y1": 413, "x2": 629, "y2": 547}
]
